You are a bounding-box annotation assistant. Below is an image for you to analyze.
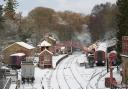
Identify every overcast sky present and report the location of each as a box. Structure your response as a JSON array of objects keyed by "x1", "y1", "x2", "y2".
[{"x1": 1, "y1": 0, "x2": 117, "y2": 16}]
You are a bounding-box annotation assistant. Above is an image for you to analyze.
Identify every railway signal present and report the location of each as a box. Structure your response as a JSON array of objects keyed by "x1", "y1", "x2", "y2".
[{"x1": 109, "y1": 51, "x2": 117, "y2": 89}]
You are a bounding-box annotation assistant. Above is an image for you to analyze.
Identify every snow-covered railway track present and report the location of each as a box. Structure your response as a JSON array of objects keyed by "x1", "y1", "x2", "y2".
[
  {"x1": 86, "y1": 67, "x2": 107, "y2": 89},
  {"x1": 63, "y1": 55, "x2": 84, "y2": 89},
  {"x1": 54, "y1": 55, "x2": 77, "y2": 89},
  {"x1": 95, "y1": 66, "x2": 116, "y2": 89},
  {"x1": 95, "y1": 70, "x2": 108, "y2": 89},
  {"x1": 53, "y1": 54, "x2": 84, "y2": 89}
]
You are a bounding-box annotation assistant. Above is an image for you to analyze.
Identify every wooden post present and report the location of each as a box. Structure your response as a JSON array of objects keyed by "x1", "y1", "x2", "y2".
[{"x1": 109, "y1": 56, "x2": 113, "y2": 89}]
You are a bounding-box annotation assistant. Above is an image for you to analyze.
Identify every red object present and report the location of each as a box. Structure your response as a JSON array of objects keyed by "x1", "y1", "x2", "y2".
[
  {"x1": 109, "y1": 52, "x2": 117, "y2": 62},
  {"x1": 39, "y1": 49, "x2": 53, "y2": 68},
  {"x1": 94, "y1": 50, "x2": 106, "y2": 65},
  {"x1": 105, "y1": 77, "x2": 116, "y2": 88},
  {"x1": 122, "y1": 36, "x2": 128, "y2": 55},
  {"x1": 108, "y1": 51, "x2": 116, "y2": 88}
]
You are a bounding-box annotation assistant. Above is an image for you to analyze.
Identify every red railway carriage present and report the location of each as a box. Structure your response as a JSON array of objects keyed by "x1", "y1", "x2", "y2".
[
  {"x1": 10, "y1": 53, "x2": 26, "y2": 69},
  {"x1": 94, "y1": 50, "x2": 106, "y2": 66},
  {"x1": 94, "y1": 42, "x2": 107, "y2": 66}
]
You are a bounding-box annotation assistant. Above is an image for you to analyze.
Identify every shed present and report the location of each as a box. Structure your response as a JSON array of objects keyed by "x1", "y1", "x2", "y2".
[
  {"x1": 39, "y1": 49, "x2": 53, "y2": 68},
  {"x1": 2, "y1": 42, "x2": 35, "y2": 64},
  {"x1": 38, "y1": 40, "x2": 52, "y2": 52}
]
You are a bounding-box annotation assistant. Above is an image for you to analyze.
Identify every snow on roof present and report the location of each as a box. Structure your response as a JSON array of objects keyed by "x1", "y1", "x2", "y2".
[
  {"x1": 3, "y1": 42, "x2": 35, "y2": 51},
  {"x1": 16, "y1": 42, "x2": 35, "y2": 49},
  {"x1": 10, "y1": 53, "x2": 25, "y2": 56},
  {"x1": 49, "y1": 36, "x2": 56, "y2": 41},
  {"x1": 38, "y1": 40, "x2": 51, "y2": 47},
  {"x1": 39, "y1": 49, "x2": 53, "y2": 55}
]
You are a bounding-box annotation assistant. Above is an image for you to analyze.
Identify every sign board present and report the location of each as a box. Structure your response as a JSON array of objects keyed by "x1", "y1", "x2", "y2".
[{"x1": 122, "y1": 36, "x2": 128, "y2": 55}]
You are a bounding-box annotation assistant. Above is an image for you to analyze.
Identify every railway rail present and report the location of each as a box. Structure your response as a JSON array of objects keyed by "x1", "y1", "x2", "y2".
[
  {"x1": 53, "y1": 54, "x2": 84, "y2": 89},
  {"x1": 51, "y1": 53, "x2": 114, "y2": 89},
  {"x1": 86, "y1": 67, "x2": 107, "y2": 89}
]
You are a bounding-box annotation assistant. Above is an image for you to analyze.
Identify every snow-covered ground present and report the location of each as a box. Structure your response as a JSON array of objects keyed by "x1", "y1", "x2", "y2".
[
  {"x1": 17, "y1": 54, "x2": 67, "y2": 89},
  {"x1": 50, "y1": 52, "x2": 122, "y2": 89},
  {"x1": 14, "y1": 52, "x2": 121, "y2": 89}
]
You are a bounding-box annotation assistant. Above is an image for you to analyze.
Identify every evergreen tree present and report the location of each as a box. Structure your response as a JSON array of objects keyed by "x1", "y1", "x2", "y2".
[
  {"x1": 116, "y1": 0, "x2": 128, "y2": 53},
  {"x1": 0, "y1": 5, "x2": 3, "y2": 21},
  {"x1": 4, "y1": 0, "x2": 18, "y2": 19},
  {"x1": 0, "y1": 4, "x2": 4, "y2": 28}
]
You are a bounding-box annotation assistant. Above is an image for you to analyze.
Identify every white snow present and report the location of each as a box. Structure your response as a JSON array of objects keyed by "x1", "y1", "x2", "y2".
[
  {"x1": 38, "y1": 40, "x2": 51, "y2": 47},
  {"x1": 16, "y1": 42, "x2": 35, "y2": 49},
  {"x1": 17, "y1": 54, "x2": 67, "y2": 89},
  {"x1": 50, "y1": 52, "x2": 122, "y2": 89},
  {"x1": 39, "y1": 49, "x2": 53, "y2": 55},
  {"x1": 10, "y1": 52, "x2": 122, "y2": 89},
  {"x1": 3, "y1": 42, "x2": 35, "y2": 51},
  {"x1": 10, "y1": 53, "x2": 25, "y2": 56},
  {"x1": 49, "y1": 36, "x2": 56, "y2": 41},
  {"x1": 9, "y1": 84, "x2": 17, "y2": 89},
  {"x1": 52, "y1": 54, "x2": 67, "y2": 68}
]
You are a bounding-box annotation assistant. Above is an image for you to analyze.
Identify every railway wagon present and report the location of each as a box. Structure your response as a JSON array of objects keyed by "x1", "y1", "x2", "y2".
[
  {"x1": 94, "y1": 42, "x2": 107, "y2": 66},
  {"x1": 87, "y1": 54, "x2": 95, "y2": 67},
  {"x1": 9, "y1": 53, "x2": 26, "y2": 69},
  {"x1": 21, "y1": 60, "x2": 35, "y2": 83}
]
